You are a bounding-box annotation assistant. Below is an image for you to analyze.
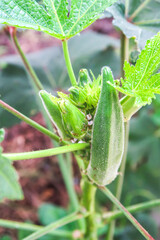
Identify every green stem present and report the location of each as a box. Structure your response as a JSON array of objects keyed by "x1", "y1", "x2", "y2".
[
  {"x1": 59, "y1": 153, "x2": 79, "y2": 211},
  {"x1": 120, "y1": 33, "x2": 129, "y2": 79},
  {"x1": 125, "y1": 0, "x2": 129, "y2": 17},
  {"x1": 129, "y1": 0, "x2": 151, "y2": 21},
  {"x1": 63, "y1": 153, "x2": 85, "y2": 231},
  {"x1": 101, "y1": 187, "x2": 155, "y2": 240},
  {"x1": 0, "y1": 219, "x2": 72, "y2": 238},
  {"x1": 10, "y1": 27, "x2": 43, "y2": 91},
  {"x1": 23, "y1": 211, "x2": 87, "y2": 240},
  {"x1": 62, "y1": 39, "x2": 77, "y2": 86},
  {"x1": 81, "y1": 177, "x2": 97, "y2": 240},
  {"x1": 0, "y1": 99, "x2": 67, "y2": 145},
  {"x1": 9, "y1": 27, "x2": 82, "y2": 228},
  {"x1": 8, "y1": 28, "x2": 81, "y2": 229},
  {"x1": 106, "y1": 122, "x2": 129, "y2": 240},
  {"x1": 120, "y1": 96, "x2": 141, "y2": 121},
  {"x1": 102, "y1": 199, "x2": 160, "y2": 222},
  {"x1": 2, "y1": 143, "x2": 89, "y2": 161}
]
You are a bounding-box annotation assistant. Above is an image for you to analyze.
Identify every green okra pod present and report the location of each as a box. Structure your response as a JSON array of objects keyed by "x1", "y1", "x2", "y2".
[{"x1": 87, "y1": 67, "x2": 124, "y2": 186}]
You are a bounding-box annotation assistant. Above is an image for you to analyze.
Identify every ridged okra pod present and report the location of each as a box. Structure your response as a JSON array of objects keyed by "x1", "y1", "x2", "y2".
[{"x1": 87, "y1": 67, "x2": 124, "y2": 186}]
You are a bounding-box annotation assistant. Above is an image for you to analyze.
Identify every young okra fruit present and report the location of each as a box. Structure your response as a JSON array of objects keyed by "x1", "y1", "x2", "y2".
[{"x1": 87, "y1": 67, "x2": 124, "y2": 186}]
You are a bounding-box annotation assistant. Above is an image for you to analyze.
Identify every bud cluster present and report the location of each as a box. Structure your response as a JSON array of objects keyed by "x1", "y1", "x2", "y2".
[{"x1": 40, "y1": 69, "x2": 101, "y2": 142}]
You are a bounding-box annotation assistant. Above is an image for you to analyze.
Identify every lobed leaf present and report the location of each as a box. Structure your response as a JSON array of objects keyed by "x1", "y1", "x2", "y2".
[
  {"x1": 111, "y1": 32, "x2": 160, "y2": 106},
  {"x1": 0, "y1": 0, "x2": 117, "y2": 39}
]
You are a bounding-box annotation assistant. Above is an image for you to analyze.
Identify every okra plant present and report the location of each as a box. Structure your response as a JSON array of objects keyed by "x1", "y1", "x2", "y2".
[{"x1": 0, "y1": 0, "x2": 160, "y2": 239}]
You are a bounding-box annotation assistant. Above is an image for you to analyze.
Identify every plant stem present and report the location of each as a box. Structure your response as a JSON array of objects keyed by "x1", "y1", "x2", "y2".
[
  {"x1": 59, "y1": 153, "x2": 80, "y2": 211},
  {"x1": 106, "y1": 122, "x2": 129, "y2": 240},
  {"x1": 2, "y1": 143, "x2": 89, "y2": 161},
  {"x1": 120, "y1": 33, "x2": 129, "y2": 78},
  {"x1": 81, "y1": 177, "x2": 97, "y2": 240},
  {"x1": 120, "y1": 96, "x2": 141, "y2": 121},
  {"x1": 8, "y1": 28, "x2": 81, "y2": 228},
  {"x1": 23, "y1": 211, "x2": 87, "y2": 240},
  {"x1": 101, "y1": 187, "x2": 155, "y2": 240},
  {"x1": 0, "y1": 219, "x2": 72, "y2": 238},
  {"x1": 62, "y1": 39, "x2": 77, "y2": 86},
  {"x1": 125, "y1": 0, "x2": 129, "y2": 17},
  {"x1": 102, "y1": 199, "x2": 160, "y2": 222},
  {"x1": 0, "y1": 99, "x2": 67, "y2": 145},
  {"x1": 129, "y1": 0, "x2": 151, "y2": 21},
  {"x1": 9, "y1": 27, "x2": 43, "y2": 91}
]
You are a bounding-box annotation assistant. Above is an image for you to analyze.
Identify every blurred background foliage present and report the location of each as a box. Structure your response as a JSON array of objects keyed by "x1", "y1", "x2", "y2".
[{"x1": 0, "y1": 0, "x2": 160, "y2": 239}]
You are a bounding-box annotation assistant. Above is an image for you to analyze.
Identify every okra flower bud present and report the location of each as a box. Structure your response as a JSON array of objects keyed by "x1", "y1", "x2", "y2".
[
  {"x1": 39, "y1": 90, "x2": 69, "y2": 139},
  {"x1": 78, "y1": 69, "x2": 92, "y2": 86},
  {"x1": 59, "y1": 100, "x2": 88, "y2": 139},
  {"x1": 69, "y1": 87, "x2": 86, "y2": 107}
]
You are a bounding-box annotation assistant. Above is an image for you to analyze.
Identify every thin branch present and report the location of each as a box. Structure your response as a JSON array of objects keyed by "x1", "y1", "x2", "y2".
[
  {"x1": 9, "y1": 27, "x2": 43, "y2": 91},
  {"x1": 0, "y1": 219, "x2": 72, "y2": 238},
  {"x1": 0, "y1": 99, "x2": 67, "y2": 145},
  {"x1": 2, "y1": 143, "x2": 89, "y2": 161},
  {"x1": 100, "y1": 187, "x2": 155, "y2": 240},
  {"x1": 62, "y1": 39, "x2": 77, "y2": 86},
  {"x1": 23, "y1": 211, "x2": 88, "y2": 240},
  {"x1": 103, "y1": 199, "x2": 160, "y2": 222},
  {"x1": 106, "y1": 122, "x2": 129, "y2": 240},
  {"x1": 129, "y1": 0, "x2": 151, "y2": 21}
]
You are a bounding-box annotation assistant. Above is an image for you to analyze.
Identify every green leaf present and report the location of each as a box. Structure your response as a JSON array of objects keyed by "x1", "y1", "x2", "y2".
[
  {"x1": 0, "y1": 236, "x2": 12, "y2": 240},
  {"x1": 0, "y1": 0, "x2": 117, "y2": 39},
  {"x1": 38, "y1": 203, "x2": 68, "y2": 226},
  {"x1": 38, "y1": 203, "x2": 77, "y2": 231},
  {"x1": 105, "y1": 0, "x2": 160, "y2": 48},
  {"x1": 0, "y1": 128, "x2": 5, "y2": 143},
  {"x1": 111, "y1": 32, "x2": 160, "y2": 106},
  {"x1": 0, "y1": 32, "x2": 120, "y2": 128},
  {"x1": 0, "y1": 156, "x2": 23, "y2": 201}
]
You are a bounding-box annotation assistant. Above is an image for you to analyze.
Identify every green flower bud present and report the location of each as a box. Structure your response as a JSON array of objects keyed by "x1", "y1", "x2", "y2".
[
  {"x1": 78, "y1": 69, "x2": 92, "y2": 86},
  {"x1": 39, "y1": 90, "x2": 69, "y2": 139},
  {"x1": 69, "y1": 87, "x2": 86, "y2": 107},
  {"x1": 59, "y1": 100, "x2": 88, "y2": 139}
]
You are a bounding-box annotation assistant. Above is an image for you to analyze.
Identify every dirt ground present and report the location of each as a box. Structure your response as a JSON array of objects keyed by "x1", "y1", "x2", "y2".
[{"x1": 0, "y1": 18, "x2": 118, "y2": 239}]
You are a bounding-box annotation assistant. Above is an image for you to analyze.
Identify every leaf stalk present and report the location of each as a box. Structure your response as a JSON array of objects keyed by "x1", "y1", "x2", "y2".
[
  {"x1": 2, "y1": 143, "x2": 89, "y2": 161},
  {"x1": 9, "y1": 27, "x2": 43, "y2": 91},
  {"x1": 101, "y1": 187, "x2": 155, "y2": 240},
  {"x1": 0, "y1": 99, "x2": 67, "y2": 145},
  {"x1": 62, "y1": 39, "x2": 77, "y2": 86}
]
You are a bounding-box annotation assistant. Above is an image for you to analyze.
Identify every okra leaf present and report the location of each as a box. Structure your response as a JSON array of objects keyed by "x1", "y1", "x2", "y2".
[
  {"x1": 0, "y1": 156, "x2": 23, "y2": 201},
  {"x1": 105, "y1": 0, "x2": 160, "y2": 48},
  {"x1": 0, "y1": 0, "x2": 117, "y2": 39},
  {"x1": 110, "y1": 32, "x2": 160, "y2": 106}
]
